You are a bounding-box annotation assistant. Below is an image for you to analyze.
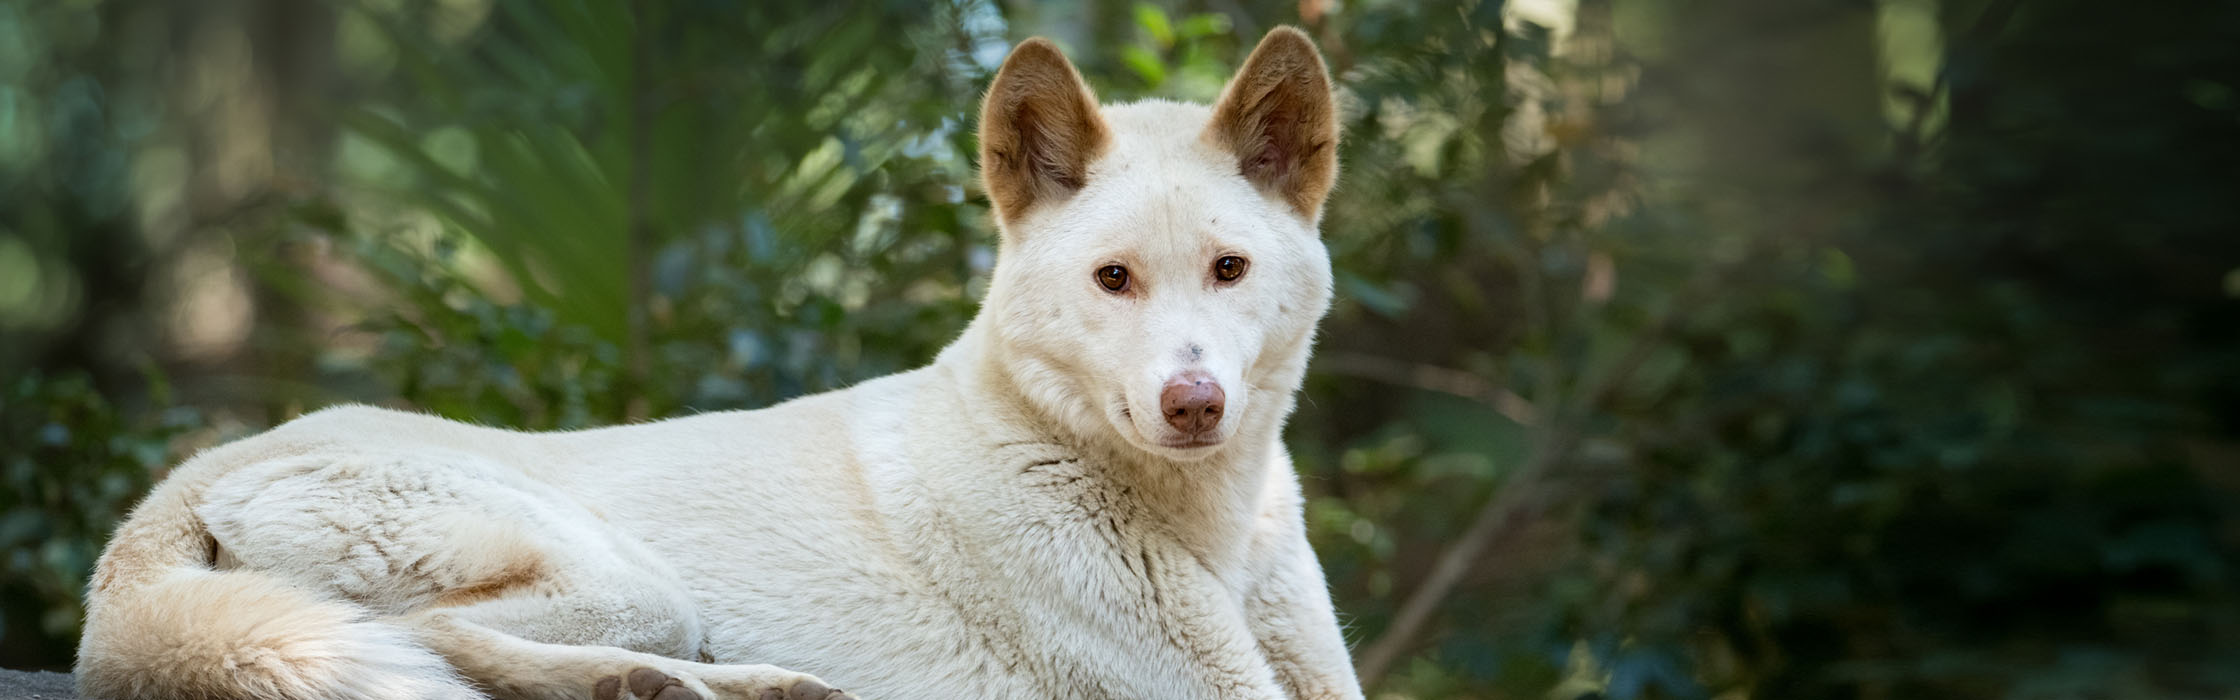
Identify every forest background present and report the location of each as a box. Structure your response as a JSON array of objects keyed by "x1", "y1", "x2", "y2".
[{"x1": 4, "y1": 0, "x2": 2238, "y2": 697}]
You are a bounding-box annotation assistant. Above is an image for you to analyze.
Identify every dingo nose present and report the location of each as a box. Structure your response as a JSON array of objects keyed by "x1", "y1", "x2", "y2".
[{"x1": 1160, "y1": 372, "x2": 1226, "y2": 435}]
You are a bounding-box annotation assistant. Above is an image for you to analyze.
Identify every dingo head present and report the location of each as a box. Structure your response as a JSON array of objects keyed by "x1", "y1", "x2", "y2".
[{"x1": 976, "y1": 28, "x2": 1338, "y2": 461}]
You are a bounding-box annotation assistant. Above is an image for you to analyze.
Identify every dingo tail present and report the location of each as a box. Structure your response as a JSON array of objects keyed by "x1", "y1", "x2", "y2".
[{"x1": 74, "y1": 482, "x2": 476, "y2": 700}]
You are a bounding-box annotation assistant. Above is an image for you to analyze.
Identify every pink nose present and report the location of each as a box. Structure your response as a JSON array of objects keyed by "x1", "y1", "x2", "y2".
[{"x1": 1160, "y1": 372, "x2": 1226, "y2": 435}]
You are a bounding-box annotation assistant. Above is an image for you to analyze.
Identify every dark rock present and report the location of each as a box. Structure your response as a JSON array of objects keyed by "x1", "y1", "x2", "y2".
[{"x1": 0, "y1": 669, "x2": 76, "y2": 700}]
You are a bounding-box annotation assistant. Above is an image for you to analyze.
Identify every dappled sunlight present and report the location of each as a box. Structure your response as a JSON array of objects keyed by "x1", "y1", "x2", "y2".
[{"x1": 158, "y1": 240, "x2": 253, "y2": 363}]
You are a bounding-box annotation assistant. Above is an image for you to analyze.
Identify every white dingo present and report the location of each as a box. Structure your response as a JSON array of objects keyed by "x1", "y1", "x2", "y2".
[{"x1": 76, "y1": 28, "x2": 1359, "y2": 700}]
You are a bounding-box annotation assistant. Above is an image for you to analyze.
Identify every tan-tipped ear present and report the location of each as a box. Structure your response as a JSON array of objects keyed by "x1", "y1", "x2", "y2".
[
  {"x1": 979, "y1": 38, "x2": 1110, "y2": 228},
  {"x1": 1205, "y1": 27, "x2": 1339, "y2": 221}
]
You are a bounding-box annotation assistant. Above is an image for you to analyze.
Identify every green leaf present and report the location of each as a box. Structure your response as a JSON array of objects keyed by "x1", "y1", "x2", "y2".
[
  {"x1": 1133, "y1": 3, "x2": 1174, "y2": 47},
  {"x1": 1120, "y1": 45, "x2": 1166, "y2": 87}
]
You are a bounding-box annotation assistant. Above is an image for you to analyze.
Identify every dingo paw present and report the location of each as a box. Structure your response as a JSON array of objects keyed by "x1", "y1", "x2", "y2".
[{"x1": 594, "y1": 666, "x2": 853, "y2": 700}]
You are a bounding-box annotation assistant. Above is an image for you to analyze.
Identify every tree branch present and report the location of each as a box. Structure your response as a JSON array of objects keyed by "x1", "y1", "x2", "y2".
[
  {"x1": 1351, "y1": 423, "x2": 1578, "y2": 685},
  {"x1": 1315, "y1": 353, "x2": 1538, "y2": 425},
  {"x1": 1352, "y1": 265, "x2": 1715, "y2": 687},
  {"x1": 622, "y1": 0, "x2": 655, "y2": 422}
]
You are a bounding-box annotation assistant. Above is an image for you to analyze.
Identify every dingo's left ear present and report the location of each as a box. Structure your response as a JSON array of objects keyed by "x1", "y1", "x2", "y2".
[
  {"x1": 980, "y1": 38, "x2": 1110, "y2": 229},
  {"x1": 1207, "y1": 27, "x2": 1339, "y2": 222}
]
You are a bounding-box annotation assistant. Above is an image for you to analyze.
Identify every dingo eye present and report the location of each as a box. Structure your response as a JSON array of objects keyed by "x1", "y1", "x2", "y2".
[
  {"x1": 1213, "y1": 255, "x2": 1248, "y2": 283},
  {"x1": 1096, "y1": 264, "x2": 1131, "y2": 292}
]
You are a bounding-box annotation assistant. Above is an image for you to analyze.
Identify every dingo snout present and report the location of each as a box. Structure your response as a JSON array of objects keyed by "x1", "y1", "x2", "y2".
[{"x1": 1160, "y1": 371, "x2": 1226, "y2": 443}]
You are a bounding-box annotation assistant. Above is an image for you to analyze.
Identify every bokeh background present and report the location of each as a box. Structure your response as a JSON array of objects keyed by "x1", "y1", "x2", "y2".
[{"x1": 5, "y1": 0, "x2": 2239, "y2": 697}]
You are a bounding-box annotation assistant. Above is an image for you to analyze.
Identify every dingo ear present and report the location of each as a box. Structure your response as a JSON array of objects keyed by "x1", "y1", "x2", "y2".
[
  {"x1": 1207, "y1": 27, "x2": 1339, "y2": 222},
  {"x1": 979, "y1": 38, "x2": 1110, "y2": 228}
]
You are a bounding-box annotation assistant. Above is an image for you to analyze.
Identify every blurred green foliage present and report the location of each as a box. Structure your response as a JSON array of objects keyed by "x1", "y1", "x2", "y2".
[
  {"x1": 323, "y1": 0, "x2": 993, "y2": 425},
  {"x1": 0, "y1": 371, "x2": 195, "y2": 665},
  {"x1": 3, "y1": 0, "x2": 2238, "y2": 697}
]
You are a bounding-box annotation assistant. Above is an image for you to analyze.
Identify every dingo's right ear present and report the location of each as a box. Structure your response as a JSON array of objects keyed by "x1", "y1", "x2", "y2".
[{"x1": 979, "y1": 38, "x2": 1110, "y2": 229}]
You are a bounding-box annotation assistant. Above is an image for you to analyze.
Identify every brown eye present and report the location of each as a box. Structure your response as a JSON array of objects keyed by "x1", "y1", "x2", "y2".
[
  {"x1": 1096, "y1": 264, "x2": 1130, "y2": 292},
  {"x1": 1213, "y1": 255, "x2": 1248, "y2": 283}
]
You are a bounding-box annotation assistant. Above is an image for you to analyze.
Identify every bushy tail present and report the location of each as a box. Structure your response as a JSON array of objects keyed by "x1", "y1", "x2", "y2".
[{"x1": 75, "y1": 482, "x2": 477, "y2": 700}]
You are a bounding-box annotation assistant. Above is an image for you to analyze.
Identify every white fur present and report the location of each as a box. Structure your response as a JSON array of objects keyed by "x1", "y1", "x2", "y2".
[{"x1": 78, "y1": 94, "x2": 1359, "y2": 700}]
